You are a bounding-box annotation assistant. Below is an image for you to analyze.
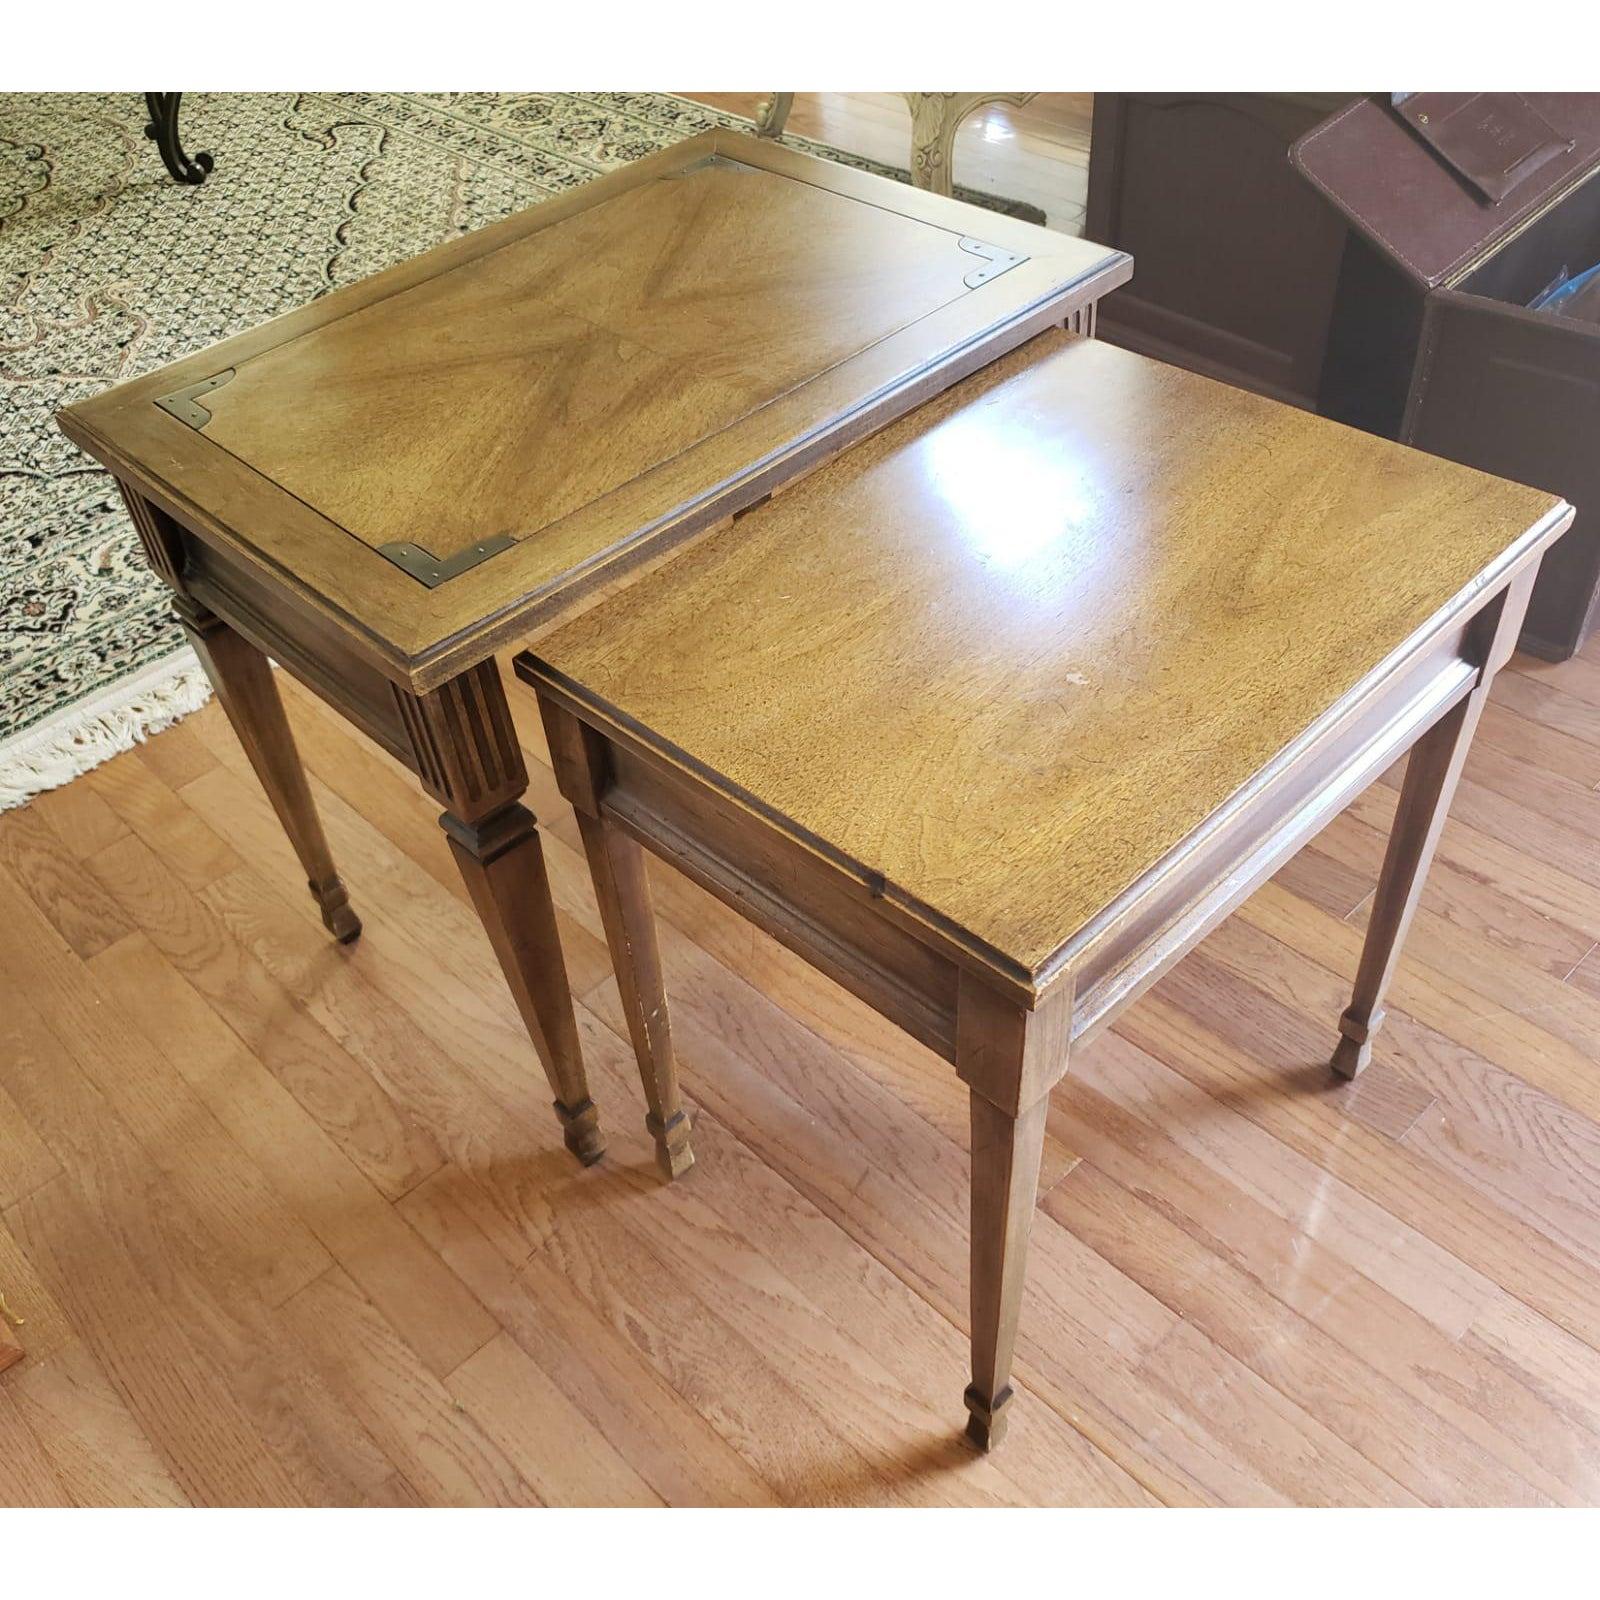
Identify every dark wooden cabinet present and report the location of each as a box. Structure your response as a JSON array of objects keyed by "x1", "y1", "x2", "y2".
[
  {"x1": 1296, "y1": 95, "x2": 1600, "y2": 660},
  {"x1": 1086, "y1": 93, "x2": 1351, "y2": 408},
  {"x1": 1403, "y1": 230, "x2": 1600, "y2": 659},
  {"x1": 1089, "y1": 92, "x2": 1600, "y2": 660}
]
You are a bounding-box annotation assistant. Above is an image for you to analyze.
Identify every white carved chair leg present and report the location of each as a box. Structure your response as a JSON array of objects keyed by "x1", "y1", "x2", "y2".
[
  {"x1": 904, "y1": 92, "x2": 1038, "y2": 196},
  {"x1": 754, "y1": 93, "x2": 795, "y2": 139}
]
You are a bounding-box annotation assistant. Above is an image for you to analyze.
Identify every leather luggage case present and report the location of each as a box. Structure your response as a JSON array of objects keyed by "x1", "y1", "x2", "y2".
[{"x1": 1295, "y1": 93, "x2": 1600, "y2": 659}]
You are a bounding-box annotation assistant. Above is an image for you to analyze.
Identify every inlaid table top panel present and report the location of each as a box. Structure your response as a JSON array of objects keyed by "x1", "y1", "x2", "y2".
[
  {"x1": 58, "y1": 130, "x2": 1129, "y2": 690},
  {"x1": 198, "y1": 159, "x2": 1011, "y2": 552},
  {"x1": 524, "y1": 331, "x2": 1569, "y2": 994}
]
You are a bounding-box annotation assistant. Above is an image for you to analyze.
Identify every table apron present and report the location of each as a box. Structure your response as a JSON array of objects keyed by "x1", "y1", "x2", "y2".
[
  {"x1": 600, "y1": 741, "x2": 964, "y2": 1062},
  {"x1": 184, "y1": 537, "x2": 418, "y2": 768},
  {"x1": 1068, "y1": 625, "x2": 1482, "y2": 1048}
]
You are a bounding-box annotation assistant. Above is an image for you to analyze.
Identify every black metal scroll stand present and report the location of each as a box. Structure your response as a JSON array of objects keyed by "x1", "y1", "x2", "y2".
[{"x1": 143, "y1": 93, "x2": 213, "y2": 185}]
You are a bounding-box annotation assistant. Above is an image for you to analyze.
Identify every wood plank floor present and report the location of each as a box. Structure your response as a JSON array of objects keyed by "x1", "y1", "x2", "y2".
[
  {"x1": 5, "y1": 631, "x2": 1600, "y2": 1504},
  {"x1": 7, "y1": 94, "x2": 1600, "y2": 1505}
]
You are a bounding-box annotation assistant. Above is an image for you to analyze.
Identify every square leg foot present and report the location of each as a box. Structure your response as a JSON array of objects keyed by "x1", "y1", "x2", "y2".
[
  {"x1": 1331, "y1": 1035, "x2": 1373, "y2": 1080},
  {"x1": 311, "y1": 876, "x2": 362, "y2": 943},
  {"x1": 646, "y1": 1110, "x2": 695, "y2": 1180},
  {"x1": 962, "y1": 1383, "x2": 1013, "y2": 1453},
  {"x1": 1332, "y1": 1006, "x2": 1383, "y2": 1081},
  {"x1": 555, "y1": 1098, "x2": 606, "y2": 1166}
]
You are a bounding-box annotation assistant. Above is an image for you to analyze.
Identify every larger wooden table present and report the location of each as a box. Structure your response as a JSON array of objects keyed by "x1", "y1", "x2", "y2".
[
  {"x1": 516, "y1": 331, "x2": 1573, "y2": 1449},
  {"x1": 56, "y1": 130, "x2": 1128, "y2": 1171}
]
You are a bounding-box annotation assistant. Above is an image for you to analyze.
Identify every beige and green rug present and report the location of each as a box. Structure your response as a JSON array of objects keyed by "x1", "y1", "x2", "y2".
[{"x1": 0, "y1": 90, "x2": 1045, "y2": 808}]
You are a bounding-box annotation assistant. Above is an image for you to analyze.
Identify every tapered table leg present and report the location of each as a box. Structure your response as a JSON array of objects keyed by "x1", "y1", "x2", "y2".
[
  {"x1": 1331, "y1": 568, "x2": 1535, "y2": 1080},
  {"x1": 954, "y1": 971, "x2": 1072, "y2": 1451},
  {"x1": 444, "y1": 802, "x2": 603, "y2": 1164},
  {"x1": 179, "y1": 600, "x2": 361, "y2": 941},
  {"x1": 396, "y1": 663, "x2": 604, "y2": 1165},
  {"x1": 1333, "y1": 695, "x2": 1482, "y2": 1078},
  {"x1": 575, "y1": 810, "x2": 693, "y2": 1178},
  {"x1": 116, "y1": 481, "x2": 359, "y2": 943},
  {"x1": 965, "y1": 1089, "x2": 1049, "y2": 1450},
  {"x1": 116, "y1": 480, "x2": 360, "y2": 940},
  {"x1": 538, "y1": 691, "x2": 692, "y2": 1178}
]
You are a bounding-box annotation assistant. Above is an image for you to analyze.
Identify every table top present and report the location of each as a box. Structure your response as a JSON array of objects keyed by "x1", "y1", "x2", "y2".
[
  {"x1": 522, "y1": 331, "x2": 1569, "y2": 993},
  {"x1": 58, "y1": 129, "x2": 1128, "y2": 691}
]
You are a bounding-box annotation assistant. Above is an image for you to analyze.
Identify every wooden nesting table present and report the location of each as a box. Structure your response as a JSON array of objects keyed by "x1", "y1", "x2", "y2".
[
  {"x1": 516, "y1": 331, "x2": 1572, "y2": 1450},
  {"x1": 56, "y1": 129, "x2": 1128, "y2": 1172}
]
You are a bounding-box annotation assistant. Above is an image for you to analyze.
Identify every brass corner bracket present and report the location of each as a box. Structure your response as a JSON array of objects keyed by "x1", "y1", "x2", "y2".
[
  {"x1": 958, "y1": 236, "x2": 1027, "y2": 289},
  {"x1": 377, "y1": 534, "x2": 516, "y2": 587},
  {"x1": 154, "y1": 368, "x2": 235, "y2": 429}
]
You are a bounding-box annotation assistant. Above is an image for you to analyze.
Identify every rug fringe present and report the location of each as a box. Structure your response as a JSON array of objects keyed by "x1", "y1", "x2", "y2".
[{"x1": 0, "y1": 648, "x2": 213, "y2": 812}]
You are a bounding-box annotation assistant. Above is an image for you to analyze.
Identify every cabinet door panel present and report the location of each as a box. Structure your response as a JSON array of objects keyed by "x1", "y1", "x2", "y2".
[
  {"x1": 1087, "y1": 92, "x2": 1350, "y2": 406},
  {"x1": 1406, "y1": 289, "x2": 1600, "y2": 658}
]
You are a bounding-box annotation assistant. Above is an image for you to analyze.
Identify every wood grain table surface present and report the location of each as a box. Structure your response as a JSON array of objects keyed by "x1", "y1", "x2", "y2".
[
  {"x1": 527, "y1": 332, "x2": 1564, "y2": 988},
  {"x1": 59, "y1": 129, "x2": 1128, "y2": 692}
]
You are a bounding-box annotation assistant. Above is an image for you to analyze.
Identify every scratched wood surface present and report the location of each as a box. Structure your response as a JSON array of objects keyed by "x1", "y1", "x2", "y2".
[{"x1": 5, "y1": 625, "x2": 1600, "y2": 1503}]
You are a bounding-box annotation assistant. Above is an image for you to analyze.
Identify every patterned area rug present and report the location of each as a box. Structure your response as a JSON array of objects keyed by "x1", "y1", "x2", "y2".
[{"x1": 0, "y1": 90, "x2": 1046, "y2": 808}]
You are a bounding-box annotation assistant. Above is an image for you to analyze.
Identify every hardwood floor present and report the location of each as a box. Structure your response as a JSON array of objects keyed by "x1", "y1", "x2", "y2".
[
  {"x1": 683, "y1": 93, "x2": 1094, "y2": 231},
  {"x1": 7, "y1": 94, "x2": 1600, "y2": 1506},
  {"x1": 5, "y1": 630, "x2": 1600, "y2": 1504}
]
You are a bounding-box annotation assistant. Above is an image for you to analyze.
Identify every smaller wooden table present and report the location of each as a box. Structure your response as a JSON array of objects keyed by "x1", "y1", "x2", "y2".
[{"x1": 517, "y1": 330, "x2": 1571, "y2": 1450}]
